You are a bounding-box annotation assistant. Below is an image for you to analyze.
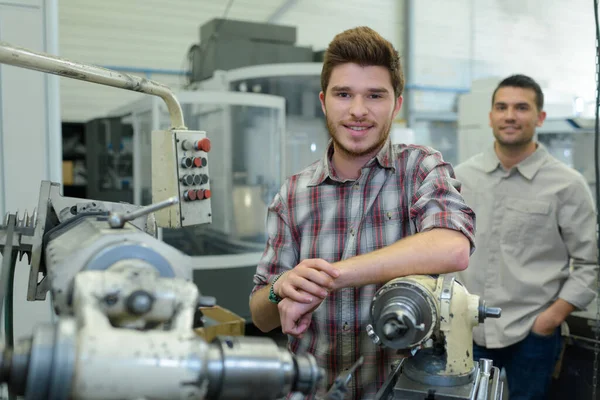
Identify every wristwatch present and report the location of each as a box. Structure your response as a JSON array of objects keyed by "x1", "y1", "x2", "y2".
[{"x1": 268, "y1": 272, "x2": 285, "y2": 304}]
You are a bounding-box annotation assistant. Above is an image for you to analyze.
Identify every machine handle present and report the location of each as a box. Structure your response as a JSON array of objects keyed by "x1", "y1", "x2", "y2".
[
  {"x1": 478, "y1": 299, "x2": 502, "y2": 322},
  {"x1": 322, "y1": 356, "x2": 365, "y2": 400},
  {"x1": 108, "y1": 197, "x2": 179, "y2": 229}
]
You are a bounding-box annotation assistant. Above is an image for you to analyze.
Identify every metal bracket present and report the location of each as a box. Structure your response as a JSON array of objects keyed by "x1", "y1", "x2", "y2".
[{"x1": 27, "y1": 182, "x2": 53, "y2": 301}]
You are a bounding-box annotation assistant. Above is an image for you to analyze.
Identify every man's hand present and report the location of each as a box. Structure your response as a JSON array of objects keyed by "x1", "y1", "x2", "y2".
[
  {"x1": 274, "y1": 258, "x2": 340, "y2": 303},
  {"x1": 531, "y1": 310, "x2": 561, "y2": 336},
  {"x1": 278, "y1": 294, "x2": 324, "y2": 338},
  {"x1": 531, "y1": 299, "x2": 575, "y2": 336}
]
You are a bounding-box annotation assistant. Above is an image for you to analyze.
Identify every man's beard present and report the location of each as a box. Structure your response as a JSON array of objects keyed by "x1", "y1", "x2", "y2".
[
  {"x1": 493, "y1": 129, "x2": 534, "y2": 148},
  {"x1": 325, "y1": 116, "x2": 392, "y2": 158}
]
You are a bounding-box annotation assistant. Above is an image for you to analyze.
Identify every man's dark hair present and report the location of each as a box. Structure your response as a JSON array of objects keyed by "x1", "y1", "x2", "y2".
[
  {"x1": 321, "y1": 26, "x2": 404, "y2": 98},
  {"x1": 492, "y1": 74, "x2": 544, "y2": 111}
]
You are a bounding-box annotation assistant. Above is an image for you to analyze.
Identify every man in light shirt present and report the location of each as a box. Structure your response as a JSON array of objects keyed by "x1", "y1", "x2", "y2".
[{"x1": 455, "y1": 74, "x2": 598, "y2": 400}]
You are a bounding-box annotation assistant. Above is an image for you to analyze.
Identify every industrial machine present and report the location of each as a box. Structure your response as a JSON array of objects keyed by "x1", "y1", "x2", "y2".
[
  {"x1": 184, "y1": 19, "x2": 328, "y2": 248},
  {"x1": 109, "y1": 62, "x2": 325, "y2": 320},
  {"x1": 94, "y1": 20, "x2": 327, "y2": 321},
  {"x1": 367, "y1": 275, "x2": 504, "y2": 400},
  {"x1": 0, "y1": 182, "x2": 323, "y2": 400},
  {"x1": 188, "y1": 18, "x2": 316, "y2": 84},
  {"x1": 0, "y1": 41, "x2": 324, "y2": 399},
  {"x1": 0, "y1": 40, "x2": 507, "y2": 400}
]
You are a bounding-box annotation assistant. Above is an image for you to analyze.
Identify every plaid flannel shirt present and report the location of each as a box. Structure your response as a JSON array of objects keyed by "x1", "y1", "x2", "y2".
[{"x1": 252, "y1": 138, "x2": 475, "y2": 399}]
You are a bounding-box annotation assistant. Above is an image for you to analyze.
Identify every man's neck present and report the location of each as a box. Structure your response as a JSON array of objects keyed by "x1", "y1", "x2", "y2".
[
  {"x1": 331, "y1": 145, "x2": 379, "y2": 180},
  {"x1": 494, "y1": 141, "x2": 537, "y2": 170}
]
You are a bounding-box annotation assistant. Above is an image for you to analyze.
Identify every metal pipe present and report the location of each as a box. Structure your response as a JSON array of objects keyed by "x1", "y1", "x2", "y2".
[
  {"x1": 0, "y1": 41, "x2": 186, "y2": 130},
  {"x1": 405, "y1": 83, "x2": 470, "y2": 94},
  {"x1": 101, "y1": 65, "x2": 190, "y2": 77}
]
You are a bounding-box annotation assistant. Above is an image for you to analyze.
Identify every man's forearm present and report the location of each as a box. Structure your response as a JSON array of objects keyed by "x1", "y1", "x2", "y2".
[
  {"x1": 547, "y1": 298, "x2": 576, "y2": 325},
  {"x1": 249, "y1": 286, "x2": 282, "y2": 332},
  {"x1": 332, "y1": 228, "x2": 470, "y2": 290}
]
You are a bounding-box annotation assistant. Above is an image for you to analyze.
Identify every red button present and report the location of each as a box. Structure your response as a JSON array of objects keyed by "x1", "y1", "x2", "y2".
[
  {"x1": 195, "y1": 138, "x2": 211, "y2": 152},
  {"x1": 193, "y1": 157, "x2": 202, "y2": 168},
  {"x1": 195, "y1": 189, "x2": 212, "y2": 200},
  {"x1": 184, "y1": 190, "x2": 197, "y2": 201}
]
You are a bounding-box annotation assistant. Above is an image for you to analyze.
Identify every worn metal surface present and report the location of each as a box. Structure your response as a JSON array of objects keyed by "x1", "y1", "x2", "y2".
[{"x1": 0, "y1": 264, "x2": 324, "y2": 400}]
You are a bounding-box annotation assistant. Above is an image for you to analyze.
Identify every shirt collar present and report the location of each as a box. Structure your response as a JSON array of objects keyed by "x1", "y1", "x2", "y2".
[
  {"x1": 480, "y1": 142, "x2": 548, "y2": 180},
  {"x1": 308, "y1": 138, "x2": 395, "y2": 186}
]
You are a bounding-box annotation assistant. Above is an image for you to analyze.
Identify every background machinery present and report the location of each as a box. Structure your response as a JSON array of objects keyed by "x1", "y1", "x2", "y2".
[{"x1": 0, "y1": 41, "x2": 324, "y2": 400}]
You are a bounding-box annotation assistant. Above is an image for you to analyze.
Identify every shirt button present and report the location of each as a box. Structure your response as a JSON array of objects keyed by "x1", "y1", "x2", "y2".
[
  {"x1": 354, "y1": 183, "x2": 359, "y2": 190},
  {"x1": 343, "y1": 322, "x2": 350, "y2": 332},
  {"x1": 350, "y1": 228, "x2": 355, "y2": 236}
]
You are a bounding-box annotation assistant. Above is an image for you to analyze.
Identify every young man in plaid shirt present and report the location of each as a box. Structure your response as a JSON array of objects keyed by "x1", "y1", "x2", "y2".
[{"x1": 250, "y1": 26, "x2": 476, "y2": 399}]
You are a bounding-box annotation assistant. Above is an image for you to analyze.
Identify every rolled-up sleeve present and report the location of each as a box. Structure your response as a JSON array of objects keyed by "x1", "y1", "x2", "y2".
[
  {"x1": 408, "y1": 151, "x2": 477, "y2": 253},
  {"x1": 251, "y1": 189, "x2": 299, "y2": 296},
  {"x1": 557, "y1": 178, "x2": 598, "y2": 310}
]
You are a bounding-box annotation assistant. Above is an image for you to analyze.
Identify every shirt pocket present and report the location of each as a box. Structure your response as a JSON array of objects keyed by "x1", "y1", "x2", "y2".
[
  {"x1": 501, "y1": 198, "x2": 550, "y2": 249},
  {"x1": 360, "y1": 208, "x2": 404, "y2": 251}
]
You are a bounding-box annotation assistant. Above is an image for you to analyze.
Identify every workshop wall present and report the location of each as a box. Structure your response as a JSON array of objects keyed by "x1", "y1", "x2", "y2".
[
  {"x1": 58, "y1": 0, "x2": 403, "y2": 122},
  {"x1": 410, "y1": 0, "x2": 596, "y2": 114},
  {"x1": 0, "y1": 0, "x2": 58, "y2": 349},
  {"x1": 58, "y1": 0, "x2": 596, "y2": 123}
]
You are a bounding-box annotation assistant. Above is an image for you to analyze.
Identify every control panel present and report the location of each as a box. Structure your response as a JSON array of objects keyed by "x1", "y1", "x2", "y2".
[{"x1": 151, "y1": 130, "x2": 212, "y2": 228}]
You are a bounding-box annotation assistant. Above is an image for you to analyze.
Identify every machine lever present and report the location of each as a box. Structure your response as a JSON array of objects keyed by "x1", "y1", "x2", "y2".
[
  {"x1": 322, "y1": 355, "x2": 364, "y2": 400},
  {"x1": 483, "y1": 307, "x2": 502, "y2": 318},
  {"x1": 107, "y1": 196, "x2": 179, "y2": 229},
  {"x1": 478, "y1": 299, "x2": 502, "y2": 322}
]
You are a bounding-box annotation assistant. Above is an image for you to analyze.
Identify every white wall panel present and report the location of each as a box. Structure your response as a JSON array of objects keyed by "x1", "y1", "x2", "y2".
[
  {"x1": 59, "y1": 0, "x2": 594, "y2": 121},
  {"x1": 58, "y1": 0, "x2": 403, "y2": 122},
  {"x1": 275, "y1": 0, "x2": 401, "y2": 51},
  {"x1": 413, "y1": 0, "x2": 595, "y2": 102},
  {"x1": 0, "y1": 0, "x2": 58, "y2": 345}
]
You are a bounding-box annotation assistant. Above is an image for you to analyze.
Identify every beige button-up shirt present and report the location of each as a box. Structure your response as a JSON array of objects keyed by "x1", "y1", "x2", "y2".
[{"x1": 454, "y1": 143, "x2": 597, "y2": 348}]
